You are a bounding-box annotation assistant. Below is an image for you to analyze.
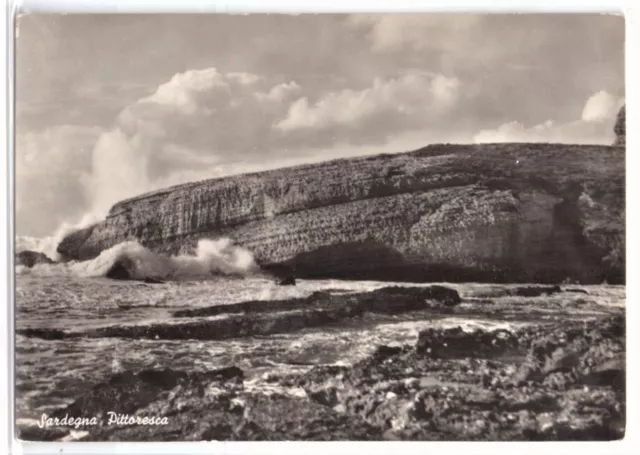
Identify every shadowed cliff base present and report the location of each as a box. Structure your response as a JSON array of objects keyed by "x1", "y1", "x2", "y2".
[
  {"x1": 56, "y1": 143, "x2": 625, "y2": 285},
  {"x1": 264, "y1": 238, "x2": 624, "y2": 285}
]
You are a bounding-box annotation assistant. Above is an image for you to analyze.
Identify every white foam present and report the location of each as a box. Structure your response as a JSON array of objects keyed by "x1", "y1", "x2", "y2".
[
  {"x1": 15, "y1": 238, "x2": 260, "y2": 280},
  {"x1": 15, "y1": 213, "x2": 103, "y2": 261}
]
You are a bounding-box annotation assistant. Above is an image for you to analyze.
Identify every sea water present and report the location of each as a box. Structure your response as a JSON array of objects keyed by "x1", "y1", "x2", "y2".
[{"x1": 14, "y1": 240, "x2": 625, "y2": 424}]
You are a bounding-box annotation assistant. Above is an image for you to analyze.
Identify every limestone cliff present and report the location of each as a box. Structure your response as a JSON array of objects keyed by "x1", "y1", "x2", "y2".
[{"x1": 57, "y1": 143, "x2": 625, "y2": 284}]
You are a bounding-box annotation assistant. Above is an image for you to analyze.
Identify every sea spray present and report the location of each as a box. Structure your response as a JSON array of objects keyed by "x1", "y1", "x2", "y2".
[
  {"x1": 15, "y1": 212, "x2": 104, "y2": 261},
  {"x1": 15, "y1": 238, "x2": 261, "y2": 280}
]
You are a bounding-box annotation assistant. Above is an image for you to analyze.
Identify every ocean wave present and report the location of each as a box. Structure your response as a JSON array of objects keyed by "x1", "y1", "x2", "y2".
[
  {"x1": 16, "y1": 238, "x2": 261, "y2": 280},
  {"x1": 15, "y1": 213, "x2": 103, "y2": 261}
]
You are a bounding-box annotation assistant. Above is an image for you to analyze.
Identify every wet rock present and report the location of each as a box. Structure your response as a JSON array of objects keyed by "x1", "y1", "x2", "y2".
[
  {"x1": 372, "y1": 285, "x2": 461, "y2": 307},
  {"x1": 514, "y1": 315, "x2": 625, "y2": 386},
  {"x1": 372, "y1": 345, "x2": 403, "y2": 360},
  {"x1": 67, "y1": 285, "x2": 461, "y2": 341},
  {"x1": 105, "y1": 257, "x2": 136, "y2": 280},
  {"x1": 86, "y1": 306, "x2": 362, "y2": 341},
  {"x1": 271, "y1": 313, "x2": 625, "y2": 441},
  {"x1": 53, "y1": 367, "x2": 244, "y2": 420},
  {"x1": 173, "y1": 285, "x2": 460, "y2": 319},
  {"x1": 17, "y1": 425, "x2": 70, "y2": 442},
  {"x1": 75, "y1": 378, "x2": 379, "y2": 441},
  {"x1": 565, "y1": 288, "x2": 589, "y2": 294},
  {"x1": 143, "y1": 277, "x2": 165, "y2": 284},
  {"x1": 106, "y1": 258, "x2": 166, "y2": 283},
  {"x1": 416, "y1": 326, "x2": 520, "y2": 359},
  {"x1": 240, "y1": 394, "x2": 380, "y2": 440},
  {"x1": 277, "y1": 275, "x2": 296, "y2": 286},
  {"x1": 17, "y1": 328, "x2": 78, "y2": 340},
  {"x1": 512, "y1": 285, "x2": 562, "y2": 297},
  {"x1": 15, "y1": 250, "x2": 55, "y2": 267}
]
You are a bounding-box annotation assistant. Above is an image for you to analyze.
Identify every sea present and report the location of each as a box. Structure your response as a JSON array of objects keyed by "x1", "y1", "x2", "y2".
[{"x1": 13, "y1": 239, "x2": 626, "y2": 427}]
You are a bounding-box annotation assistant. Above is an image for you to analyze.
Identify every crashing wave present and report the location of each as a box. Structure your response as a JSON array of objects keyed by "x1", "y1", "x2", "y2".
[
  {"x1": 15, "y1": 213, "x2": 103, "y2": 261},
  {"x1": 15, "y1": 238, "x2": 261, "y2": 280}
]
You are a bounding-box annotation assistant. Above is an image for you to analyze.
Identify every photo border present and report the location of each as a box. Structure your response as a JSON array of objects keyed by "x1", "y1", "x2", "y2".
[{"x1": 2, "y1": 1, "x2": 636, "y2": 454}]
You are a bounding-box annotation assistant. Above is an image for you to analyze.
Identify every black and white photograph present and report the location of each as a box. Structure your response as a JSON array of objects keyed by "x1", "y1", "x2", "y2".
[{"x1": 12, "y1": 12, "x2": 625, "y2": 442}]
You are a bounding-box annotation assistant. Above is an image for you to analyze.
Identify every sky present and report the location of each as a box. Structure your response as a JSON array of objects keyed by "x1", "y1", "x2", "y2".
[{"x1": 15, "y1": 13, "x2": 625, "y2": 237}]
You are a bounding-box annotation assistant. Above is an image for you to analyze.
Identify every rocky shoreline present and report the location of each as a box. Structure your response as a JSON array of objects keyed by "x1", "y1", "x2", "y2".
[{"x1": 17, "y1": 285, "x2": 625, "y2": 442}]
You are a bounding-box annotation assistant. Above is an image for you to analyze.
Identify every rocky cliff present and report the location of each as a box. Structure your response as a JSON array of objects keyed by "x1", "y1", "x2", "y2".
[{"x1": 57, "y1": 143, "x2": 625, "y2": 284}]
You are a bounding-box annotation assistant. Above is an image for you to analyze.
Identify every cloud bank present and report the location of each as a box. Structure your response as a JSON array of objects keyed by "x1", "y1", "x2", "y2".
[{"x1": 474, "y1": 91, "x2": 624, "y2": 144}]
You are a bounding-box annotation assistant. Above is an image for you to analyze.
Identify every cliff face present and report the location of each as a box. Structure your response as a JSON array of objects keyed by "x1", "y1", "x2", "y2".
[{"x1": 57, "y1": 143, "x2": 625, "y2": 284}]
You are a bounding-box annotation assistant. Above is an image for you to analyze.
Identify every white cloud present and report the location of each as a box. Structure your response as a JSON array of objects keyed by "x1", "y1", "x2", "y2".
[
  {"x1": 474, "y1": 91, "x2": 624, "y2": 145},
  {"x1": 275, "y1": 72, "x2": 460, "y2": 134},
  {"x1": 227, "y1": 72, "x2": 263, "y2": 85},
  {"x1": 255, "y1": 81, "x2": 301, "y2": 103},
  {"x1": 348, "y1": 14, "x2": 482, "y2": 53},
  {"x1": 143, "y1": 68, "x2": 228, "y2": 114},
  {"x1": 581, "y1": 90, "x2": 624, "y2": 122}
]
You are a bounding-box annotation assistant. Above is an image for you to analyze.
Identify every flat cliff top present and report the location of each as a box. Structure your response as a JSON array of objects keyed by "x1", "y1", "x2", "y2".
[{"x1": 108, "y1": 142, "x2": 624, "y2": 216}]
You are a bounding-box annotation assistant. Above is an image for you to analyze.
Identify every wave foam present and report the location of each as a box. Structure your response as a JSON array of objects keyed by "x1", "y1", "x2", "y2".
[
  {"x1": 15, "y1": 213, "x2": 103, "y2": 261},
  {"x1": 16, "y1": 238, "x2": 261, "y2": 280}
]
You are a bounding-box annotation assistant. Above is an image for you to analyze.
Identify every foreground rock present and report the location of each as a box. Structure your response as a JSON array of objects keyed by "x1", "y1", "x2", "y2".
[
  {"x1": 19, "y1": 366, "x2": 379, "y2": 442},
  {"x1": 277, "y1": 314, "x2": 625, "y2": 441},
  {"x1": 21, "y1": 313, "x2": 624, "y2": 442},
  {"x1": 58, "y1": 143, "x2": 625, "y2": 284},
  {"x1": 104, "y1": 257, "x2": 165, "y2": 283},
  {"x1": 15, "y1": 250, "x2": 55, "y2": 267}
]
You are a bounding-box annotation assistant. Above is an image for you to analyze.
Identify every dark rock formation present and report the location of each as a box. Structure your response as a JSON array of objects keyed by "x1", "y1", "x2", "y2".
[
  {"x1": 17, "y1": 328, "x2": 74, "y2": 340},
  {"x1": 143, "y1": 277, "x2": 165, "y2": 284},
  {"x1": 19, "y1": 286, "x2": 461, "y2": 342},
  {"x1": 17, "y1": 426, "x2": 70, "y2": 442},
  {"x1": 104, "y1": 256, "x2": 164, "y2": 283},
  {"x1": 276, "y1": 314, "x2": 625, "y2": 441},
  {"x1": 15, "y1": 250, "x2": 55, "y2": 267},
  {"x1": 41, "y1": 366, "x2": 379, "y2": 442},
  {"x1": 565, "y1": 288, "x2": 589, "y2": 294},
  {"x1": 170, "y1": 285, "x2": 461, "y2": 319},
  {"x1": 105, "y1": 257, "x2": 136, "y2": 280},
  {"x1": 614, "y1": 105, "x2": 625, "y2": 146},
  {"x1": 512, "y1": 285, "x2": 562, "y2": 297},
  {"x1": 513, "y1": 315, "x2": 625, "y2": 388},
  {"x1": 416, "y1": 326, "x2": 521, "y2": 359},
  {"x1": 52, "y1": 367, "x2": 244, "y2": 420},
  {"x1": 277, "y1": 275, "x2": 296, "y2": 286},
  {"x1": 57, "y1": 143, "x2": 625, "y2": 284}
]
